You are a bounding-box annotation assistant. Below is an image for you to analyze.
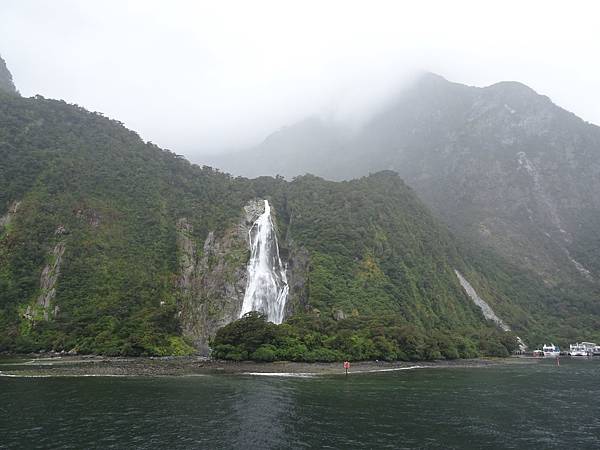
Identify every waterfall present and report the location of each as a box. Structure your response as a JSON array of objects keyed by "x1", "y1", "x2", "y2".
[
  {"x1": 454, "y1": 270, "x2": 509, "y2": 331},
  {"x1": 240, "y1": 200, "x2": 289, "y2": 324},
  {"x1": 455, "y1": 270, "x2": 527, "y2": 351}
]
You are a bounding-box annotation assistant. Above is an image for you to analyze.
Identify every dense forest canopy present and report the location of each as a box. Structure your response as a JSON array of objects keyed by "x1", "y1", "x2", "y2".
[{"x1": 1, "y1": 82, "x2": 598, "y2": 359}]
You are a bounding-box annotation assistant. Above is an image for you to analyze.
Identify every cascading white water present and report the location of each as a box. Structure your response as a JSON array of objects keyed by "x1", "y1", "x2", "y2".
[
  {"x1": 455, "y1": 269, "x2": 527, "y2": 352},
  {"x1": 240, "y1": 200, "x2": 289, "y2": 323}
]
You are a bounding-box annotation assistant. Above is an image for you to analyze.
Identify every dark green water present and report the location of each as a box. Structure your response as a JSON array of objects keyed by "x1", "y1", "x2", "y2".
[{"x1": 1, "y1": 359, "x2": 599, "y2": 449}]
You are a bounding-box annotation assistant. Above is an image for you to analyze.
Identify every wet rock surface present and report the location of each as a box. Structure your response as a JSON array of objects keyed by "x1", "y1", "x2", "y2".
[
  {"x1": 176, "y1": 199, "x2": 310, "y2": 353},
  {"x1": 177, "y1": 200, "x2": 262, "y2": 354}
]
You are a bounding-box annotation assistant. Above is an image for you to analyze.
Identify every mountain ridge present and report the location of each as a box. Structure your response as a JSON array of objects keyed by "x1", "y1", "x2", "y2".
[
  {"x1": 205, "y1": 73, "x2": 600, "y2": 342},
  {"x1": 0, "y1": 87, "x2": 535, "y2": 356},
  {"x1": 1, "y1": 60, "x2": 598, "y2": 357},
  {"x1": 0, "y1": 55, "x2": 18, "y2": 95}
]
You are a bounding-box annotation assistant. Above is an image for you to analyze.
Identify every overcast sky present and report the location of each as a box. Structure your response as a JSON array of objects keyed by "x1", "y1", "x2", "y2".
[{"x1": 1, "y1": 1, "x2": 599, "y2": 158}]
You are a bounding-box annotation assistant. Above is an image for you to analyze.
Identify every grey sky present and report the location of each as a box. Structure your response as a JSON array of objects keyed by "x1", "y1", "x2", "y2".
[{"x1": 1, "y1": 0, "x2": 599, "y2": 158}]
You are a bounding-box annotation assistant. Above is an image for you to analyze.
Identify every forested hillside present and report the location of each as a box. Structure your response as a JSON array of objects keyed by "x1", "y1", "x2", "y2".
[
  {"x1": 0, "y1": 91, "x2": 250, "y2": 354},
  {"x1": 207, "y1": 73, "x2": 600, "y2": 347},
  {"x1": 0, "y1": 88, "x2": 532, "y2": 358}
]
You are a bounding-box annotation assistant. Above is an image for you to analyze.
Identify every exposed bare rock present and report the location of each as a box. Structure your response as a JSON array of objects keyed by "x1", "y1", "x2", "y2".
[
  {"x1": 36, "y1": 237, "x2": 66, "y2": 320},
  {"x1": 54, "y1": 225, "x2": 68, "y2": 236},
  {"x1": 243, "y1": 199, "x2": 265, "y2": 225},
  {"x1": 455, "y1": 270, "x2": 509, "y2": 331},
  {"x1": 23, "y1": 305, "x2": 33, "y2": 321},
  {"x1": 0, "y1": 200, "x2": 20, "y2": 229},
  {"x1": 176, "y1": 218, "x2": 196, "y2": 296},
  {"x1": 283, "y1": 244, "x2": 310, "y2": 318},
  {"x1": 74, "y1": 208, "x2": 101, "y2": 227},
  {"x1": 332, "y1": 309, "x2": 347, "y2": 321},
  {"x1": 208, "y1": 73, "x2": 600, "y2": 288},
  {"x1": 566, "y1": 251, "x2": 593, "y2": 281},
  {"x1": 455, "y1": 270, "x2": 526, "y2": 352},
  {"x1": 176, "y1": 199, "x2": 310, "y2": 354},
  {"x1": 177, "y1": 203, "x2": 255, "y2": 354}
]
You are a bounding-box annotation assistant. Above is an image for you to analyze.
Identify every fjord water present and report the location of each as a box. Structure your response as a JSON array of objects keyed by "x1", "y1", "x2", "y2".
[
  {"x1": 240, "y1": 199, "x2": 289, "y2": 323},
  {"x1": 2, "y1": 359, "x2": 600, "y2": 449}
]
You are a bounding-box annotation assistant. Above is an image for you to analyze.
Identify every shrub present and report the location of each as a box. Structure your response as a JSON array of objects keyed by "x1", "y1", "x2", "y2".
[{"x1": 251, "y1": 344, "x2": 277, "y2": 362}]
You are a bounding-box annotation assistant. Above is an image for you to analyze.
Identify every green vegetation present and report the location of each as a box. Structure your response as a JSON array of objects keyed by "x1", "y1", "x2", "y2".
[
  {"x1": 209, "y1": 74, "x2": 600, "y2": 352},
  {"x1": 460, "y1": 240, "x2": 600, "y2": 347},
  {"x1": 0, "y1": 91, "x2": 250, "y2": 355},
  {"x1": 211, "y1": 312, "x2": 519, "y2": 362},
  {"x1": 1, "y1": 89, "x2": 595, "y2": 358}
]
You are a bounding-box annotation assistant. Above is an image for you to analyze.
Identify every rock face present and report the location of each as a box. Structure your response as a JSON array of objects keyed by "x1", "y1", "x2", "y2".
[
  {"x1": 177, "y1": 199, "x2": 311, "y2": 353},
  {"x1": 455, "y1": 270, "x2": 509, "y2": 331},
  {"x1": 3, "y1": 205, "x2": 65, "y2": 322},
  {"x1": 383, "y1": 77, "x2": 600, "y2": 287},
  {"x1": 283, "y1": 245, "x2": 310, "y2": 318},
  {"x1": 36, "y1": 241, "x2": 66, "y2": 320},
  {"x1": 455, "y1": 270, "x2": 526, "y2": 351},
  {"x1": 0, "y1": 55, "x2": 17, "y2": 95},
  {"x1": 0, "y1": 200, "x2": 20, "y2": 229},
  {"x1": 176, "y1": 214, "x2": 249, "y2": 354},
  {"x1": 74, "y1": 207, "x2": 101, "y2": 227},
  {"x1": 32, "y1": 226, "x2": 68, "y2": 321}
]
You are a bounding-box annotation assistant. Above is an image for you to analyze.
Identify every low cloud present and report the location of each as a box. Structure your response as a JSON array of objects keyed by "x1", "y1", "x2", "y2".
[{"x1": 1, "y1": 0, "x2": 599, "y2": 157}]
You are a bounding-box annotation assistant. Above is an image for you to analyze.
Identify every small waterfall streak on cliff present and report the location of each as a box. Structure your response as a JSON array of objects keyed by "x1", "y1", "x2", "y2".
[
  {"x1": 240, "y1": 200, "x2": 289, "y2": 323},
  {"x1": 455, "y1": 270, "x2": 527, "y2": 351},
  {"x1": 454, "y1": 270, "x2": 509, "y2": 331}
]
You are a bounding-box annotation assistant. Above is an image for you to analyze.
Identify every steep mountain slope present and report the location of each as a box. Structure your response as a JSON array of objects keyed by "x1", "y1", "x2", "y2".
[
  {"x1": 355, "y1": 75, "x2": 600, "y2": 288},
  {"x1": 0, "y1": 55, "x2": 17, "y2": 95},
  {"x1": 207, "y1": 74, "x2": 600, "y2": 341},
  {"x1": 0, "y1": 91, "x2": 251, "y2": 355},
  {"x1": 0, "y1": 87, "x2": 526, "y2": 356},
  {"x1": 209, "y1": 116, "x2": 347, "y2": 182}
]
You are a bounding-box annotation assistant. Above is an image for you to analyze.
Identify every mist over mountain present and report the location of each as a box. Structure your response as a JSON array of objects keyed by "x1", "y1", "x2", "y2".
[
  {"x1": 1, "y1": 60, "x2": 536, "y2": 357},
  {"x1": 207, "y1": 73, "x2": 600, "y2": 304},
  {"x1": 1, "y1": 49, "x2": 599, "y2": 359},
  {"x1": 4, "y1": 2, "x2": 600, "y2": 446}
]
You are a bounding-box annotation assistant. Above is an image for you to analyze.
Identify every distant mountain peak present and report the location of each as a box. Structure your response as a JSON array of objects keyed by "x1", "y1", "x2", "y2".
[
  {"x1": 485, "y1": 80, "x2": 539, "y2": 96},
  {"x1": 416, "y1": 71, "x2": 450, "y2": 84},
  {"x1": 0, "y1": 55, "x2": 18, "y2": 95}
]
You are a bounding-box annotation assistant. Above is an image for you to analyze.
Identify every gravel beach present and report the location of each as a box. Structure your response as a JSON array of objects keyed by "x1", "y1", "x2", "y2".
[{"x1": 0, "y1": 354, "x2": 537, "y2": 377}]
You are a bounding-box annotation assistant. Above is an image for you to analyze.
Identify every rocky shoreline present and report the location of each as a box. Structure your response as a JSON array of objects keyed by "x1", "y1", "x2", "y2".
[{"x1": 0, "y1": 355, "x2": 537, "y2": 377}]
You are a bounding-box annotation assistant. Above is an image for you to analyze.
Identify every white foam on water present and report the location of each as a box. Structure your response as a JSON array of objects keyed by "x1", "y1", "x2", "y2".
[
  {"x1": 350, "y1": 365, "x2": 423, "y2": 374},
  {"x1": 241, "y1": 366, "x2": 424, "y2": 377},
  {"x1": 242, "y1": 372, "x2": 316, "y2": 378},
  {"x1": 0, "y1": 371, "x2": 53, "y2": 378}
]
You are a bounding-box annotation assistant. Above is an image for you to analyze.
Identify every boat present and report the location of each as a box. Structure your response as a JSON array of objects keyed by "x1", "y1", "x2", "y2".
[
  {"x1": 542, "y1": 344, "x2": 560, "y2": 358},
  {"x1": 569, "y1": 342, "x2": 596, "y2": 356},
  {"x1": 593, "y1": 346, "x2": 600, "y2": 356}
]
